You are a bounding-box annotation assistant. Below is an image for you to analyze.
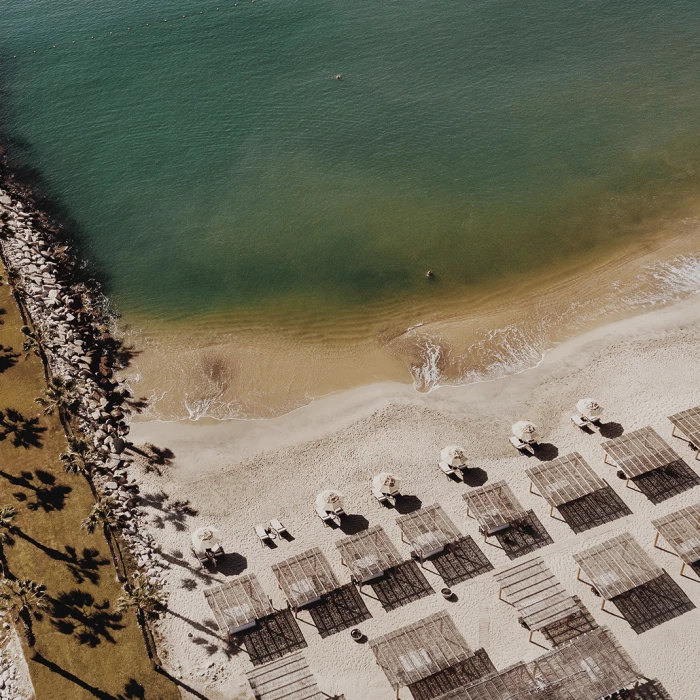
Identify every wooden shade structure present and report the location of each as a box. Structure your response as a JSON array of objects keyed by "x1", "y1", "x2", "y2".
[
  {"x1": 573, "y1": 532, "x2": 662, "y2": 605},
  {"x1": 652, "y1": 502, "x2": 700, "y2": 575},
  {"x1": 247, "y1": 652, "x2": 324, "y2": 700},
  {"x1": 494, "y1": 557, "x2": 580, "y2": 642},
  {"x1": 396, "y1": 503, "x2": 462, "y2": 562},
  {"x1": 272, "y1": 547, "x2": 339, "y2": 611},
  {"x1": 370, "y1": 610, "x2": 474, "y2": 696},
  {"x1": 668, "y1": 406, "x2": 700, "y2": 460},
  {"x1": 430, "y1": 627, "x2": 642, "y2": 700},
  {"x1": 204, "y1": 574, "x2": 274, "y2": 638},
  {"x1": 601, "y1": 426, "x2": 681, "y2": 481},
  {"x1": 527, "y1": 452, "x2": 606, "y2": 513},
  {"x1": 463, "y1": 481, "x2": 527, "y2": 536},
  {"x1": 336, "y1": 525, "x2": 403, "y2": 584}
]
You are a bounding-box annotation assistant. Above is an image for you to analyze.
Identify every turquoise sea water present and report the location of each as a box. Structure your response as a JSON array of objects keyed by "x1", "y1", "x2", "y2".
[{"x1": 2, "y1": 0, "x2": 700, "y2": 328}]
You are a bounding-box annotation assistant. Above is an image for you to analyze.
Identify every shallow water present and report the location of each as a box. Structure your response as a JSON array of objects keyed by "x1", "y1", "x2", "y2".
[{"x1": 2, "y1": 0, "x2": 700, "y2": 416}]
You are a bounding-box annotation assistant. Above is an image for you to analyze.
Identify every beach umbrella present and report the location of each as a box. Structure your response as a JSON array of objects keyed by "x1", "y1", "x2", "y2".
[
  {"x1": 191, "y1": 526, "x2": 222, "y2": 555},
  {"x1": 576, "y1": 398, "x2": 603, "y2": 420},
  {"x1": 316, "y1": 490, "x2": 345, "y2": 513},
  {"x1": 373, "y1": 472, "x2": 401, "y2": 495},
  {"x1": 512, "y1": 421, "x2": 540, "y2": 443},
  {"x1": 440, "y1": 446, "x2": 468, "y2": 468}
]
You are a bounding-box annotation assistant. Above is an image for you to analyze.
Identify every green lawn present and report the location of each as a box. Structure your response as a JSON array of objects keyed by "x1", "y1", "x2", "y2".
[{"x1": 0, "y1": 271, "x2": 180, "y2": 699}]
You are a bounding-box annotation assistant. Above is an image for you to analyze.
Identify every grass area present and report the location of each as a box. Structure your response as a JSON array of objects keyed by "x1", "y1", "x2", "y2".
[{"x1": 0, "y1": 272, "x2": 181, "y2": 699}]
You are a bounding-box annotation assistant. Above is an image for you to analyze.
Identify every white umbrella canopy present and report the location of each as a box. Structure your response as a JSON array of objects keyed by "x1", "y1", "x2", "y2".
[
  {"x1": 512, "y1": 421, "x2": 540, "y2": 443},
  {"x1": 316, "y1": 490, "x2": 345, "y2": 513},
  {"x1": 373, "y1": 472, "x2": 401, "y2": 495},
  {"x1": 576, "y1": 398, "x2": 603, "y2": 419},
  {"x1": 191, "y1": 526, "x2": 222, "y2": 554},
  {"x1": 440, "y1": 446, "x2": 468, "y2": 467}
]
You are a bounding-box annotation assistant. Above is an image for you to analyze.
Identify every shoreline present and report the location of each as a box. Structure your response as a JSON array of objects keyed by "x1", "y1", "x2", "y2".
[
  {"x1": 127, "y1": 286, "x2": 700, "y2": 700},
  {"x1": 121, "y1": 216, "x2": 700, "y2": 422}
]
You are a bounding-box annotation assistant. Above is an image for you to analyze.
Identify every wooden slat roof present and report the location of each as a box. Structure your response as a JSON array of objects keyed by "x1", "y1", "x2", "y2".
[
  {"x1": 527, "y1": 453, "x2": 606, "y2": 507},
  {"x1": 668, "y1": 406, "x2": 700, "y2": 447},
  {"x1": 336, "y1": 525, "x2": 403, "y2": 582},
  {"x1": 462, "y1": 481, "x2": 527, "y2": 534},
  {"x1": 652, "y1": 502, "x2": 700, "y2": 564},
  {"x1": 432, "y1": 627, "x2": 641, "y2": 700},
  {"x1": 532, "y1": 626, "x2": 641, "y2": 699},
  {"x1": 247, "y1": 652, "x2": 324, "y2": 700},
  {"x1": 370, "y1": 610, "x2": 473, "y2": 689},
  {"x1": 203, "y1": 574, "x2": 274, "y2": 633},
  {"x1": 396, "y1": 504, "x2": 462, "y2": 558},
  {"x1": 573, "y1": 532, "x2": 662, "y2": 599},
  {"x1": 494, "y1": 557, "x2": 580, "y2": 631},
  {"x1": 272, "y1": 548, "x2": 339, "y2": 609},
  {"x1": 601, "y1": 426, "x2": 681, "y2": 478}
]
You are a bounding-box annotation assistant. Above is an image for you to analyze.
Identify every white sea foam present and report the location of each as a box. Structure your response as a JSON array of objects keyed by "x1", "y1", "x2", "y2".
[{"x1": 410, "y1": 339, "x2": 443, "y2": 392}]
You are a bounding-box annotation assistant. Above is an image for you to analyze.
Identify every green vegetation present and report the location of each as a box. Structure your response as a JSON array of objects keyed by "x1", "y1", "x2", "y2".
[{"x1": 0, "y1": 270, "x2": 180, "y2": 699}]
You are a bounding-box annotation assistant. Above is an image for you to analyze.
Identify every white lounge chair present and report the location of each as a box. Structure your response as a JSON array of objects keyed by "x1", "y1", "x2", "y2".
[
  {"x1": 255, "y1": 524, "x2": 274, "y2": 546},
  {"x1": 372, "y1": 488, "x2": 396, "y2": 506},
  {"x1": 270, "y1": 519, "x2": 288, "y2": 537},
  {"x1": 316, "y1": 505, "x2": 341, "y2": 527},
  {"x1": 509, "y1": 436, "x2": 534, "y2": 454},
  {"x1": 439, "y1": 461, "x2": 458, "y2": 478},
  {"x1": 571, "y1": 414, "x2": 588, "y2": 429}
]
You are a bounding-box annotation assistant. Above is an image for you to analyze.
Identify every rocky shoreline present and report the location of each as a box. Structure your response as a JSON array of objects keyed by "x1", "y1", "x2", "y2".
[{"x1": 0, "y1": 174, "x2": 169, "y2": 682}]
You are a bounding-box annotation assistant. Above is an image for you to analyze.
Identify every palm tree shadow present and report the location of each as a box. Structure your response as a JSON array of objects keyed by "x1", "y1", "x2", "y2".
[
  {"x1": 0, "y1": 345, "x2": 19, "y2": 373},
  {"x1": 0, "y1": 469, "x2": 72, "y2": 512},
  {"x1": 31, "y1": 652, "x2": 118, "y2": 700},
  {"x1": 0, "y1": 408, "x2": 46, "y2": 448},
  {"x1": 49, "y1": 589, "x2": 125, "y2": 647}
]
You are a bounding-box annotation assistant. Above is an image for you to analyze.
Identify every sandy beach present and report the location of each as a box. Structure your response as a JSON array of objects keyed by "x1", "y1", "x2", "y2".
[{"x1": 129, "y1": 292, "x2": 700, "y2": 700}]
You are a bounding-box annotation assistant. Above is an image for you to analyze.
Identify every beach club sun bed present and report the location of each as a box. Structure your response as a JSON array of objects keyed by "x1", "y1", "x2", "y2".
[
  {"x1": 668, "y1": 405, "x2": 700, "y2": 460},
  {"x1": 372, "y1": 472, "x2": 401, "y2": 505},
  {"x1": 652, "y1": 502, "x2": 700, "y2": 576},
  {"x1": 396, "y1": 503, "x2": 462, "y2": 563},
  {"x1": 336, "y1": 524, "x2": 403, "y2": 586},
  {"x1": 315, "y1": 489, "x2": 346, "y2": 527},
  {"x1": 272, "y1": 547, "x2": 339, "y2": 613}
]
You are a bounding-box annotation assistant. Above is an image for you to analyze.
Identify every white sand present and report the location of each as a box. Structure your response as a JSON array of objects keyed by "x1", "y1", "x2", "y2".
[{"x1": 130, "y1": 294, "x2": 700, "y2": 700}]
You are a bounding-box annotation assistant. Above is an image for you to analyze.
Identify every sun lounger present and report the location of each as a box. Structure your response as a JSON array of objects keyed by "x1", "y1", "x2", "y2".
[
  {"x1": 316, "y1": 505, "x2": 341, "y2": 527},
  {"x1": 571, "y1": 414, "x2": 588, "y2": 429},
  {"x1": 255, "y1": 524, "x2": 274, "y2": 546},
  {"x1": 372, "y1": 488, "x2": 396, "y2": 506},
  {"x1": 270, "y1": 519, "x2": 288, "y2": 537},
  {"x1": 509, "y1": 436, "x2": 534, "y2": 454},
  {"x1": 439, "y1": 461, "x2": 459, "y2": 478}
]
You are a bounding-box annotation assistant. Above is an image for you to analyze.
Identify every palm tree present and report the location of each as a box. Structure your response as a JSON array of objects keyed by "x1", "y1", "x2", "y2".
[
  {"x1": 35, "y1": 376, "x2": 78, "y2": 418},
  {"x1": 116, "y1": 573, "x2": 167, "y2": 621},
  {"x1": 0, "y1": 578, "x2": 49, "y2": 648},
  {"x1": 0, "y1": 505, "x2": 17, "y2": 576},
  {"x1": 60, "y1": 436, "x2": 96, "y2": 476},
  {"x1": 81, "y1": 498, "x2": 124, "y2": 581}
]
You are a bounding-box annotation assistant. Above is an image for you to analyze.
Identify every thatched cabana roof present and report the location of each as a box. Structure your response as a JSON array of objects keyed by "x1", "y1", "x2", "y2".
[
  {"x1": 494, "y1": 557, "x2": 580, "y2": 631},
  {"x1": 652, "y1": 502, "x2": 700, "y2": 564},
  {"x1": 527, "y1": 453, "x2": 606, "y2": 507},
  {"x1": 370, "y1": 610, "x2": 473, "y2": 689},
  {"x1": 203, "y1": 574, "x2": 274, "y2": 635},
  {"x1": 462, "y1": 481, "x2": 527, "y2": 535},
  {"x1": 336, "y1": 525, "x2": 403, "y2": 583},
  {"x1": 668, "y1": 405, "x2": 700, "y2": 447},
  {"x1": 396, "y1": 503, "x2": 462, "y2": 559},
  {"x1": 272, "y1": 547, "x2": 339, "y2": 610},
  {"x1": 247, "y1": 652, "x2": 324, "y2": 700},
  {"x1": 601, "y1": 426, "x2": 681, "y2": 478},
  {"x1": 573, "y1": 532, "x2": 662, "y2": 600},
  {"x1": 431, "y1": 627, "x2": 641, "y2": 700}
]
